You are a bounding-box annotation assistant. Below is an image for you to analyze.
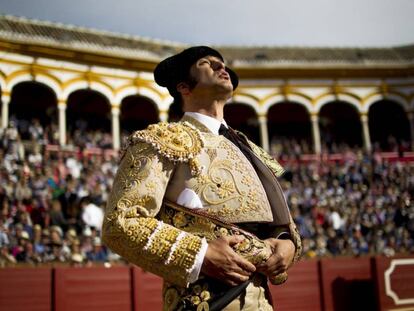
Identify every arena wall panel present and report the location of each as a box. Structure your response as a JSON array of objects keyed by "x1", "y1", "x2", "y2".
[
  {"x1": 0, "y1": 268, "x2": 52, "y2": 311},
  {"x1": 270, "y1": 259, "x2": 322, "y2": 311},
  {"x1": 54, "y1": 266, "x2": 132, "y2": 311},
  {"x1": 320, "y1": 257, "x2": 377, "y2": 311},
  {"x1": 132, "y1": 267, "x2": 163, "y2": 311},
  {"x1": 373, "y1": 256, "x2": 414, "y2": 311}
]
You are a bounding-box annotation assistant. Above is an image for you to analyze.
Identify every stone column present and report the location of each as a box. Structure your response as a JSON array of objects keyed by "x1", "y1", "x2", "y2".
[
  {"x1": 360, "y1": 113, "x2": 372, "y2": 153},
  {"x1": 258, "y1": 114, "x2": 269, "y2": 151},
  {"x1": 111, "y1": 105, "x2": 121, "y2": 150},
  {"x1": 58, "y1": 100, "x2": 67, "y2": 146},
  {"x1": 1, "y1": 92, "x2": 10, "y2": 129},
  {"x1": 159, "y1": 110, "x2": 168, "y2": 122},
  {"x1": 408, "y1": 111, "x2": 414, "y2": 150},
  {"x1": 311, "y1": 113, "x2": 321, "y2": 154}
]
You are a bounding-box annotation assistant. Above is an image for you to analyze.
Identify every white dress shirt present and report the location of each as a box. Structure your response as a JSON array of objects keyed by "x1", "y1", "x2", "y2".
[{"x1": 185, "y1": 111, "x2": 228, "y2": 134}]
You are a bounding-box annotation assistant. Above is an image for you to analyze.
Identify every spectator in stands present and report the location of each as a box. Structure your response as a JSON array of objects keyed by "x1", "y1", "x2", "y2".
[
  {"x1": 0, "y1": 219, "x2": 10, "y2": 248},
  {"x1": 0, "y1": 245, "x2": 16, "y2": 267},
  {"x1": 86, "y1": 237, "x2": 107, "y2": 262},
  {"x1": 80, "y1": 197, "x2": 104, "y2": 231},
  {"x1": 49, "y1": 199, "x2": 68, "y2": 231},
  {"x1": 28, "y1": 119, "x2": 44, "y2": 142}
]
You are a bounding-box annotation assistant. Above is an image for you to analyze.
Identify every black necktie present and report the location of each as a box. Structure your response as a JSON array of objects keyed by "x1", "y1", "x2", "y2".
[
  {"x1": 218, "y1": 124, "x2": 231, "y2": 139},
  {"x1": 219, "y1": 124, "x2": 238, "y2": 146}
]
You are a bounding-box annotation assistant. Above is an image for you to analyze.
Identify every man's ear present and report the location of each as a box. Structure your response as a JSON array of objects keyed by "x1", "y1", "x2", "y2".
[{"x1": 177, "y1": 82, "x2": 191, "y2": 96}]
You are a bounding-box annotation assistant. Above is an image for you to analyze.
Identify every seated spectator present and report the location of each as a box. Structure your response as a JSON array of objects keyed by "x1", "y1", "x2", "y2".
[
  {"x1": 80, "y1": 197, "x2": 103, "y2": 231},
  {"x1": 86, "y1": 237, "x2": 107, "y2": 262}
]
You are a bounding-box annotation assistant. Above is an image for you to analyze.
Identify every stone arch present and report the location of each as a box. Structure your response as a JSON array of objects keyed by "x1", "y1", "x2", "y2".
[
  {"x1": 115, "y1": 85, "x2": 163, "y2": 109},
  {"x1": 363, "y1": 92, "x2": 409, "y2": 113},
  {"x1": 267, "y1": 101, "x2": 313, "y2": 155},
  {"x1": 262, "y1": 92, "x2": 313, "y2": 114},
  {"x1": 318, "y1": 100, "x2": 363, "y2": 151},
  {"x1": 314, "y1": 93, "x2": 362, "y2": 113},
  {"x1": 33, "y1": 72, "x2": 62, "y2": 99},
  {"x1": 231, "y1": 93, "x2": 260, "y2": 113},
  {"x1": 368, "y1": 99, "x2": 411, "y2": 151},
  {"x1": 6, "y1": 70, "x2": 62, "y2": 99},
  {"x1": 9, "y1": 81, "x2": 58, "y2": 140},
  {"x1": 0, "y1": 69, "x2": 7, "y2": 92},
  {"x1": 89, "y1": 81, "x2": 115, "y2": 104},
  {"x1": 6, "y1": 70, "x2": 33, "y2": 91},
  {"x1": 62, "y1": 79, "x2": 89, "y2": 100},
  {"x1": 224, "y1": 102, "x2": 260, "y2": 144},
  {"x1": 63, "y1": 78, "x2": 114, "y2": 103},
  {"x1": 66, "y1": 89, "x2": 112, "y2": 148}
]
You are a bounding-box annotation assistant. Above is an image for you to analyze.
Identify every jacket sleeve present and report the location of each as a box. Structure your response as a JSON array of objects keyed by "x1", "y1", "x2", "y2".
[{"x1": 102, "y1": 142, "x2": 205, "y2": 287}]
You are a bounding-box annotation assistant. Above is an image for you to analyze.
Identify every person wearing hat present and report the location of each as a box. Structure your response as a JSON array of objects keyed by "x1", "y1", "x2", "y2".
[{"x1": 103, "y1": 46, "x2": 301, "y2": 310}]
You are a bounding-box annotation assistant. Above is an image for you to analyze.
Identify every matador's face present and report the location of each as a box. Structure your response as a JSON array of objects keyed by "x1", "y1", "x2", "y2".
[{"x1": 188, "y1": 55, "x2": 234, "y2": 97}]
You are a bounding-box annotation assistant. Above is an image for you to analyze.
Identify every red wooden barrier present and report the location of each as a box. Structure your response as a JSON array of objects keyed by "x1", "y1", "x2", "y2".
[
  {"x1": 373, "y1": 256, "x2": 414, "y2": 311},
  {"x1": 1, "y1": 256, "x2": 413, "y2": 310},
  {"x1": 132, "y1": 267, "x2": 163, "y2": 311},
  {"x1": 54, "y1": 266, "x2": 132, "y2": 311},
  {"x1": 0, "y1": 268, "x2": 51, "y2": 311},
  {"x1": 320, "y1": 257, "x2": 377, "y2": 311},
  {"x1": 270, "y1": 260, "x2": 322, "y2": 311}
]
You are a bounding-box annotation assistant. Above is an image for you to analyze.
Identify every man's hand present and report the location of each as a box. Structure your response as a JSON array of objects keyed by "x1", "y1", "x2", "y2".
[
  {"x1": 201, "y1": 235, "x2": 256, "y2": 286},
  {"x1": 256, "y1": 238, "x2": 295, "y2": 278}
]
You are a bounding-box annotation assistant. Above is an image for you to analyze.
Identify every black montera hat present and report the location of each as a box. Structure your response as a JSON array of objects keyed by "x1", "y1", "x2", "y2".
[{"x1": 154, "y1": 46, "x2": 239, "y2": 98}]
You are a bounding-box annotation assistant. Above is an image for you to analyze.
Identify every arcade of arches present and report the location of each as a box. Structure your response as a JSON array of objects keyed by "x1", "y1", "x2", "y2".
[{"x1": 0, "y1": 53, "x2": 413, "y2": 154}]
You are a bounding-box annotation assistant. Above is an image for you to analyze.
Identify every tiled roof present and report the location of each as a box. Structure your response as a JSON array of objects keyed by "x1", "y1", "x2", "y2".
[
  {"x1": 0, "y1": 15, "x2": 184, "y2": 61},
  {"x1": 0, "y1": 15, "x2": 413, "y2": 66},
  {"x1": 218, "y1": 46, "x2": 414, "y2": 65}
]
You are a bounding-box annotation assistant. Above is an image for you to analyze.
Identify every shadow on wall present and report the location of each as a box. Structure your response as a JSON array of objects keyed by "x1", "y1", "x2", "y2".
[{"x1": 332, "y1": 277, "x2": 377, "y2": 311}]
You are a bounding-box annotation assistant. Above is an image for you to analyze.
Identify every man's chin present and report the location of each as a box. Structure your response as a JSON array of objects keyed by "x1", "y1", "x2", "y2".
[
  {"x1": 223, "y1": 91, "x2": 234, "y2": 102},
  {"x1": 219, "y1": 81, "x2": 234, "y2": 93}
]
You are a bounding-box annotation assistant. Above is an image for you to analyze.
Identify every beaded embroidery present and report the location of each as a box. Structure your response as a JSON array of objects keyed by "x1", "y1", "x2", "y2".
[{"x1": 127, "y1": 121, "x2": 204, "y2": 176}]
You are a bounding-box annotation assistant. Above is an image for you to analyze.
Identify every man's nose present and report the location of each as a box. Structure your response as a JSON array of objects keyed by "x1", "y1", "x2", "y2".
[{"x1": 212, "y1": 61, "x2": 225, "y2": 71}]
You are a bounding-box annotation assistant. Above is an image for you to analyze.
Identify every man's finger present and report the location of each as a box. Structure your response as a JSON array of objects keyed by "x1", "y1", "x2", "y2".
[
  {"x1": 234, "y1": 255, "x2": 256, "y2": 273},
  {"x1": 232, "y1": 263, "x2": 254, "y2": 276},
  {"x1": 225, "y1": 234, "x2": 245, "y2": 246},
  {"x1": 258, "y1": 254, "x2": 277, "y2": 268},
  {"x1": 257, "y1": 255, "x2": 280, "y2": 274}
]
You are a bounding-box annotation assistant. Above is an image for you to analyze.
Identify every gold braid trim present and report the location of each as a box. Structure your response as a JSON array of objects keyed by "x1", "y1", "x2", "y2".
[
  {"x1": 249, "y1": 142, "x2": 285, "y2": 177},
  {"x1": 125, "y1": 121, "x2": 204, "y2": 176},
  {"x1": 169, "y1": 234, "x2": 204, "y2": 271},
  {"x1": 235, "y1": 130, "x2": 285, "y2": 177},
  {"x1": 289, "y1": 214, "x2": 303, "y2": 264},
  {"x1": 103, "y1": 216, "x2": 204, "y2": 286},
  {"x1": 144, "y1": 223, "x2": 181, "y2": 259}
]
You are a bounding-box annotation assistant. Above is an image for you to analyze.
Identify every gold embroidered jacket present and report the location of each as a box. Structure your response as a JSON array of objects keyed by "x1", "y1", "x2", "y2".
[{"x1": 102, "y1": 116, "x2": 301, "y2": 289}]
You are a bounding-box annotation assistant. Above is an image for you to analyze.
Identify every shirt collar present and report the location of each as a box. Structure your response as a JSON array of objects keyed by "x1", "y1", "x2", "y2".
[{"x1": 184, "y1": 112, "x2": 227, "y2": 135}]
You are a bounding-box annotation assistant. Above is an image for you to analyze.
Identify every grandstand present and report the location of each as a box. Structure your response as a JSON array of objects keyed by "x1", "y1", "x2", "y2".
[{"x1": 0, "y1": 14, "x2": 413, "y2": 311}]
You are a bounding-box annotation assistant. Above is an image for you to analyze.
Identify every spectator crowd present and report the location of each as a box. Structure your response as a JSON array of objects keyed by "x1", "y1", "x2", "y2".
[{"x1": 0, "y1": 118, "x2": 413, "y2": 267}]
